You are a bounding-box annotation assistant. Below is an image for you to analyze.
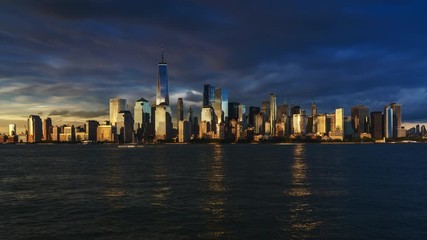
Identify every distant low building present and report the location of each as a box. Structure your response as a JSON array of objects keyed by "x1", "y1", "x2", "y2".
[{"x1": 97, "y1": 124, "x2": 114, "y2": 142}]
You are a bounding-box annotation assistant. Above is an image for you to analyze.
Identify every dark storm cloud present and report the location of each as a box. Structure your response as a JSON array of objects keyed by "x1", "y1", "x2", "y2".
[
  {"x1": 1, "y1": 0, "x2": 427, "y2": 123},
  {"x1": 49, "y1": 110, "x2": 69, "y2": 116}
]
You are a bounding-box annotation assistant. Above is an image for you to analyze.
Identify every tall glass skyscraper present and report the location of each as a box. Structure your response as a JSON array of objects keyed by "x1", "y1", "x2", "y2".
[
  {"x1": 156, "y1": 47, "x2": 169, "y2": 105},
  {"x1": 203, "y1": 84, "x2": 215, "y2": 107},
  {"x1": 269, "y1": 94, "x2": 277, "y2": 136},
  {"x1": 384, "y1": 105, "x2": 394, "y2": 139}
]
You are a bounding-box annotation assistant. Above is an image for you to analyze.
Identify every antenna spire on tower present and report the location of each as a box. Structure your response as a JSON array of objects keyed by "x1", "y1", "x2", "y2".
[{"x1": 161, "y1": 44, "x2": 164, "y2": 63}]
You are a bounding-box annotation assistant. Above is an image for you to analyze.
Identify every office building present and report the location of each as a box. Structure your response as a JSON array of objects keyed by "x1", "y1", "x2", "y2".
[
  {"x1": 193, "y1": 116, "x2": 199, "y2": 136},
  {"x1": 178, "y1": 120, "x2": 191, "y2": 142},
  {"x1": 311, "y1": 102, "x2": 317, "y2": 116},
  {"x1": 27, "y1": 115, "x2": 42, "y2": 143},
  {"x1": 155, "y1": 104, "x2": 173, "y2": 140},
  {"x1": 329, "y1": 108, "x2": 345, "y2": 140},
  {"x1": 51, "y1": 126, "x2": 60, "y2": 142},
  {"x1": 228, "y1": 102, "x2": 240, "y2": 121},
  {"x1": 261, "y1": 101, "x2": 270, "y2": 120},
  {"x1": 156, "y1": 47, "x2": 169, "y2": 105},
  {"x1": 292, "y1": 113, "x2": 307, "y2": 135},
  {"x1": 86, "y1": 120, "x2": 99, "y2": 142},
  {"x1": 117, "y1": 110, "x2": 134, "y2": 143},
  {"x1": 177, "y1": 101, "x2": 185, "y2": 123},
  {"x1": 384, "y1": 105, "x2": 393, "y2": 139},
  {"x1": 203, "y1": 84, "x2": 215, "y2": 107},
  {"x1": 370, "y1": 111, "x2": 383, "y2": 139},
  {"x1": 249, "y1": 106, "x2": 260, "y2": 127},
  {"x1": 254, "y1": 112, "x2": 264, "y2": 134},
  {"x1": 276, "y1": 104, "x2": 288, "y2": 121},
  {"x1": 62, "y1": 126, "x2": 75, "y2": 142},
  {"x1": 9, "y1": 123, "x2": 16, "y2": 136},
  {"x1": 186, "y1": 106, "x2": 193, "y2": 123},
  {"x1": 315, "y1": 114, "x2": 327, "y2": 135},
  {"x1": 97, "y1": 122, "x2": 114, "y2": 142},
  {"x1": 238, "y1": 104, "x2": 247, "y2": 127},
  {"x1": 269, "y1": 94, "x2": 277, "y2": 136},
  {"x1": 109, "y1": 98, "x2": 127, "y2": 126},
  {"x1": 326, "y1": 113, "x2": 335, "y2": 133},
  {"x1": 134, "y1": 97, "x2": 151, "y2": 130},
  {"x1": 390, "y1": 103, "x2": 403, "y2": 138},
  {"x1": 351, "y1": 105, "x2": 369, "y2": 134},
  {"x1": 201, "y1": 107, "x2": 215, "y2": 129},
  {"x1": 42, "y1": 117, "x2": 52, "y2": 141}
]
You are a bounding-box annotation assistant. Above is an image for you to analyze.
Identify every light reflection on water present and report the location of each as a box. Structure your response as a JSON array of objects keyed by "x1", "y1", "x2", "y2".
[
  {"x1": 203, "y1": 145, "x2": 227, "y2": 238},
  {"x1": 286, "y1": 144, "x2": 322, "y2": 237},
  {"x1": 104, "y1": 157, "x2": 126, "y2": 209},
  {"x1": 151, "y1": 150, "x2": 171, "y2": 207}
]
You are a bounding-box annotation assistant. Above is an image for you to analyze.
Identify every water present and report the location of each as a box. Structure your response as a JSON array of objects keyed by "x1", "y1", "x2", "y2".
[{"x1": 1, "y1": 144, "x2": 427, "y2": 239}]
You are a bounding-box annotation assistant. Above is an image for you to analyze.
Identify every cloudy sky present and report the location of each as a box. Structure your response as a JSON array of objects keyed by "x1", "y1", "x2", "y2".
[{"x1": 1, "y1": 0, "x2": 427, "y2": 132}]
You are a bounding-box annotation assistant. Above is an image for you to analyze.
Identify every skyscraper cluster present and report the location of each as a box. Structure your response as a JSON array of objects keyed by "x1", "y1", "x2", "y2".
[{"x1": 0, "y1": 48, "x2": 412, "y2": 144}]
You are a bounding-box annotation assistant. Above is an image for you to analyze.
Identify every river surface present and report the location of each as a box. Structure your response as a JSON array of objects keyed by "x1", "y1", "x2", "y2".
[{"x1": 1, "y1": 144, "x2": 427, "y2": 239}]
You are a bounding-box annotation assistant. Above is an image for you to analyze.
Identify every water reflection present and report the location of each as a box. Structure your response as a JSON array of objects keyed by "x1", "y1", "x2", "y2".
[
  {"x1": 151, "y1": 150, "x2": 171, "y2": 206},
  {"x1": 285, "y1": 144, "x2": 321, "y2": 237},
  {"x1": 104, "y1": 158, "x2": 126, "y2": 209},
  {"x1": 203, "y1": 145, "x2": 227, "y2": 238}
]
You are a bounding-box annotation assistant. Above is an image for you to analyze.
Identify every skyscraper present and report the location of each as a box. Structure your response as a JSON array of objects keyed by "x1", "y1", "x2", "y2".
[
  {"x1": 203, "y1": 84, "x2": 215, "y2": 107},
  {"x1": 220, "y1": 88, "x2": 229, "y2": 121},
  {"x1": 384, "y1": 105, "x2": 393, "y2": 139},
  {"x1": 212, "y1": 88, "x2": 228, "y2": 134},
  {"x1": 276, "y1": 104, "x2": 288, "y2": 120},
  {"x1": 390, "y1": 103, "x2": 402, "y2": 137},
  {"x1": 292, "y1": 113, "x2": 307, "y2": 135},
  {"x1": 178, "y1": 120, "x2": 191, "y2": 143},
  {"x1": 177, "y1": 98, "x2": 184, "y2": 121},
  {"x1": 335, "y1": 108, "x2": 344, "y2": 133},
  {"x1": 238, "y1": 104, "x2": 247, "y2": 126},
  {"x1": 156, "y1": 47, "x2": 169, "y2": 105},
  {"x1": 311, "y1": 102, "x2": 317, "y2": 116},
  {"x1": 42, "y1": 117, "x2": 52, "y2": 141},
  {"x1": 186, "y1": 106, "x2": 193, "y2": 123},
  {"x1": 248, "y1": 106, "x2": 260, "y2": 127},
  {"x1": 155, "y1": 103, "x2": 173, "y2": 140},
  {"x1": 109, "y1": 98, "x2": 127, "y2": 126},
  {"x1": 9, "y1": 123, "x2": 16, "y2": 136},
  {"x1": 134, "y1": 97, "x2": 151, "y2": 130},
  {"x1": 228, "y1": 102, "x2": 240, "y2": 121},
  {"x1": 370, "y1": 111, "x2": 383, "y2": 139},
  {"x1": 177, "y1": 98, "x2": 184, "y2": 132},
  {"x1": 269, "y1": 94, "x2": 277, "y2": 136},
  {"x1": 27, "y1": 115, "x2": 42, "y2": 143},
  {"x1": 86, "y1": 120, "x2": 99, "y2": 142},
  {"x1": 261, "y1": 101, "x2": 270, "y2": 120},
  {"x1": 351, "y1": 105, "x2": 369, "y2": 135},
  {"x1": 117, "y1": 110, "x2": 134, "y2": 143}
]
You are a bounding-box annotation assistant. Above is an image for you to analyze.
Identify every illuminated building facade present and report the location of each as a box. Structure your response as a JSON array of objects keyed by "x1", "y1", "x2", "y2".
[
  {"x1": 27, "y1": 115, "x2": 42, "y2": 143},
  {"x1": 109, "y1": 98, "x2": 127, "y2": 127}
]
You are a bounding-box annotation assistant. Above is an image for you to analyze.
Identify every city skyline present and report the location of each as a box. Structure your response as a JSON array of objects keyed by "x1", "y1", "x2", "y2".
[{"x1": 1, "y1": 1, "x2": 427, "y2": 132}]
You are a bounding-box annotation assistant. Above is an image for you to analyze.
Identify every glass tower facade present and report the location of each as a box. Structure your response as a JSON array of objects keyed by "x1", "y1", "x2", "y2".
[
  {"x1": 203, "y1": 84, "x2": 215, "y2": 107},
  {"x1": 156, "y1": 62, "x2": 169, "y2": 105},
  {"x1": 384, "y1": 106, "x2": 394, "y2": 138}
]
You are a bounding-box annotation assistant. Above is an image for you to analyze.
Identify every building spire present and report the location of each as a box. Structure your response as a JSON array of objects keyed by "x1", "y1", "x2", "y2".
[{"x1": 161, "y1": 44, "x2": 165, "y2": 63}]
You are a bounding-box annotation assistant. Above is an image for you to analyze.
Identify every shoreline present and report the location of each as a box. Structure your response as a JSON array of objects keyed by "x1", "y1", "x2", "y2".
[{"x1": 1, "y1": 141, "x2": 425, "y2": 146}]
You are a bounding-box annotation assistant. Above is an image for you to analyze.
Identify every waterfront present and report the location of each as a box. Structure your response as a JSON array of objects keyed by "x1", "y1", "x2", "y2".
[{"x1": 1, "y1": 144, "x2": 427, "y2": 239}]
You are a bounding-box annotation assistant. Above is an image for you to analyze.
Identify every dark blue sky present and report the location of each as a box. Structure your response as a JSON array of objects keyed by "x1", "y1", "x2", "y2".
[{"x1": 1, "y1": 0, "x2": 427, "y2": 130}]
